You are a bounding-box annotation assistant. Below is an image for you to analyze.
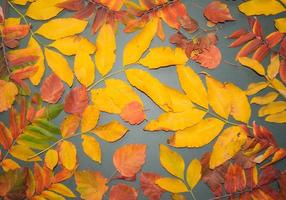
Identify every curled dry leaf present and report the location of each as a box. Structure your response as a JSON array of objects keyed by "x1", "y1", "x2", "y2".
[
  {"x1": 120, "y1": 101, "x2": 146, "y2": 125},
  {"x1": 0, "y1": 80, "x2": 18, "y2": 113},
  {"x1": 40, "y1": 73, "x2": 64, "y2": 104},
  {"x1": 113, "y1": 144, "x2": 147, "y2": 178},
  {"x1": 64, "y1": 86, "x2": 88, "y2": 115},
  {"x1": 109, "y1": 183, "x2": 138, "y2": 200},
  {"x1": 140, "y1": 172, "x2": 164, "y2": 200},
  {"x1": 203, "y1": 1, "x2": 234, "y2": 24}
]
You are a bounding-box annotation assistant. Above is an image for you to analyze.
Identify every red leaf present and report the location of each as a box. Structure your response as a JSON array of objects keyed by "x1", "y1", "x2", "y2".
[
  {"x1": 41, "y1": 74, "x2": 64, "y2": 104},
  {"x1": 280, "y1": 58, "x2": 286, "y2": 84},
  {"x1": 109, "y1": 183, "x2": 138, "y2": 200},
  {"x1": 56, "y1": 0, "x2": 84, "y2": 11},
  {"x1": 0, "y1": 7, "x2": 4, "y2": 24},
  {"x1": 203, "y1": 1, "x2": 234, "y2": 24},
  {"x1": 10, "y1": 65, "x2": 38, "y2": 81},
  {"x1": 64, "y1": 86, "x2": 88, "y2": 115},
  {"x1": 266, "y1": 32, "x2": 284, "y2": 48},
  {"x1": 280, "y1": 37, "x2": 286, "y2": 58},
  {"x1": 252, "y1": 44, "x2": 270, "y2": 62},
  {"x1": 252, "y1": 18, "x2": 263, "y2": 38},
  {"x1": 258, "y1": 166, "x2": 280, "y2": 187},
  {"x1": 224, "y1": 164, "x2": 246, "y2": 194},
  {"x1": 252, "y1": 122, "x2": 276, "y2": 146},
  {"x1": 229, "y1": 32, "x2": 255, "y2": 48},
  {"x1": 140, "y1": 172, "x2": 164, "y2": 200},
  {"x1": 245, "y1": 167, "x2": 258, "y2": 188},
  {"x1": 0, "y1": 122, "x2": 13, "y2": 150},
  {"x1": 120, "y1": 101, "x2": 146, "y2": 125},
  {"x1": 92, "y1": 7, "x2": 107, "y2": 34},
  {"x1": 228, "y1": 28, "x2": 248, "y2": 39},
  {"x1": 192, "y1": 45, "x2": 222, "y2": 69},
  {"x1": 3, "y1": 25, "x2": 30, "y2": 48},
  {"x1": 278, "y1": 171, "x2": 286, "y2": 198},
  {"x1": 53, "y1": 167, "x2": 74, "y2": 183},
  {"x1": 113, "y1": 144, "x2": 147, "y2": 178},
  {"x1": 73, "y1": 2, "x2": 96, "y2": 19},
  {"x1": 9, "y1": 107, "x2": 20, "y2": 139},
  {"x1": 236, "y1": 38, "x2": 262, "y2": 59}
]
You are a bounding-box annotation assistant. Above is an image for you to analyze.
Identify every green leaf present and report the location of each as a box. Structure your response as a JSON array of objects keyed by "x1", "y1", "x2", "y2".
[
  {"x1": 42, "y1": 104, "x2": 64, "y2": 120},
  {"x1": 33, "y1": 119, "x2": 61, "y2": 135},
  {"x1": 26, "y1": 125, "x2": 59, "y2": 139}
]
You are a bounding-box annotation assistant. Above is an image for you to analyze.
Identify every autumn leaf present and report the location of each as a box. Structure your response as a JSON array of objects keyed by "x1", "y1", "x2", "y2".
[
  {"x1": 40, "y1": 73, "x2": 64, "y2": 104},
  {"x1": 109, "y1": 183, "x2": 138, "y2": 200},
  {"x1": 251, "y1": 92, "x2": 278, "y2": 105},
  {"x1": 60, "y1": 114, "x2": 81, "y2": 138},
  {"x1": 44, "y1": 149, "x2": 58, "y2": 170},
  {"x1": 58, "y1": 141, "x2": 77, "y2": 170},
  {"x1": 159, "y1": 144, "x2": 185, "y2": 179},
  {"x1": 155, "y1": 177, "x2": 187, "y2": 193},
  {"x1": 1, "y1": 159, "x2": 20, "y2": 172},
  {"x1": 238, "y1": 57, "x2": 266, "y2": 75},
  {"x1": 36, "y1": 18, "x2": 88, "y2": 40},
  {"x1": 204, "y1": 1, "x2": 234, "y2": 24},
  {"x1": 74, "y1": 52, "x2": 95, "y2": 87},
  {"x1": 64, "y1": 86, "x2": 88, "y2": 115},
  {"x1": 192, "y1": 45, "x2": 222, "y2": 69},
  {"x1": 0, "y1": 122, "x2": 13, "y2": 150},
  {"x1": 258, "y1": 101, "x2": 286, "y2": 117},
  {"x1": 140, "y1": 172, "x2": 164, "y2": 200},
  {"x1": 75, "y1": 170, "x2": 108, "y2": 200},
  {"x1": 113, "y1": 144, "x2": 147, "y2": 178},
  {"x1": 49, "y1": 183, "x2": 76, "y2": 198},
  {"x1": 0, "y1": 80, "x2": 18, "y2": 112},
  {"x1": 275, "y1": 18, "x2": 286, "y2": 33},
  {"x1": 10, "y1": 144, "x2": 41, "y2": 162},
  {"x1": 224, "y1": 164, "x2": 246, "y2": 194},
  {"x1": 186, "y1": 159, "x2": 202, "y2": 189},
  {"x1": 81, "y1": 105, "x2": 100, "y2": 133},
  {"x1": 82, "y1": 135, "x2": 101, "y2": 163},
  {"x1": 120, "y1": 101, "x2": 146, "y2": 125},
  {"x1": 239, "y1": 0, "x2": 286, "y2": 16}
]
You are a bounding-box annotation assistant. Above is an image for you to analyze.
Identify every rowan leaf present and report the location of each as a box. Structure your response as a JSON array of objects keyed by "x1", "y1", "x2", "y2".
[
  {"x1": 44, "y1": 48, "x2": 74, "y2": 86},
  {"x1": 192, "y1": 45, "x2": 222, "y2": 69},
  {"x1": 44, "y1": 149, "x2": 58, "y2": 170},
  {"x1": 265, "y1": 111, "x2": 286, "y2": 123},
  {"x1": 258, "y1": 101, "x2": 286, "y2": 117},
  {"x1": 238, "y1": 57, "x2": 265, "y2": 76},
  {"x1": 40, "y1": 73, "x2": 64, "y2": 104},
  {"x1": 36, "y1": 18, "x2": 88, "y2": 40},
  {"x1": 123, "y1": 17, "x2": 158, "y2": 66},
  {"x1": 81, "y1": 105, "x2": 100, "y2": 133},
  {"x1": 204, "y1": 1, "x2": 234, "y2": 24},
  {"x1": 64, "y1": 86, "x2": 88, "y2": 115},
  {"x1": 82, "y1": 135, "x2": 101, "y2": 163},
  {"x1": 246, "y1": 82, "x2": 268, "y2": 95},
  {"x1": 58, "y1": 141, "x2": 77, "y2": 170},
  {"x1": 95, "y1": 24, "x2": 116, "y2": 76},
  {"x1": 60, "y1": 114, "x2": 81, "y2": 138},
  {"x1": 169, "y1": 118, "x2": 224, "y2": 148},
  {"x1": 139, "y1": 47, "x2": 188, "y2": 69},
  {"x1": 109, "y1": 183, "x2": 138, "y2": 200},
  {"x1": 239, "y1": 0, "x2": 286, "y2": 16},
  {"x1": 275, "y1": 18, "x2": 286, "y2": 33},
  {"x1": 224, "y1": 164, "x2": 246, "y2": 193},
  {"x1": 267, "y1": 54, "x2": 280, "y2": 79},
  {"x1": 155, "y1": 178, "x2": 188, "y2": 193},
  {"x1": 251, "y1": 92, "x2": 278, "y2": 105},
  {"x1": 159, "y1": 144, "x2": 185, "y2": 179},
  {"x1": 75, "y1": 170, "x2": 108, "y2": 200},
  {"x1": 91, "y1": 121, "x2": 128, "y2": 142},
  {"x1": 120, "y1": 101, "x2": 146, "y2": 125},
  {"x1": 0, "y1": 80, "x2": 18, "y2": 113},
  {"x1": 186, "y1": 159, "x2": 201, "y2": 189},
  {"x1": 1, "y1": 159, "x2": 20, "y2": 172},
  {"x1": 10, "y1": 144, "x2": 41, "y2": 162},
  {"x1": 113, "y1": 144, "x2": 147, "y2": 178},
  {"x1": 210, "y1": 126, "x2": 247, "y2": 169},
  {"x1": 0, "y1": 122, "x2": 13, "y2": 150},
  {"x1": 74, "y1": 52, "x2": 95, "y2": 87},
  {"x1": 140, "y1": 172, "x2": 164, "y2": 200},
  {"x1": 49, "y1": 183, "x2": 75, "y2": 198}
]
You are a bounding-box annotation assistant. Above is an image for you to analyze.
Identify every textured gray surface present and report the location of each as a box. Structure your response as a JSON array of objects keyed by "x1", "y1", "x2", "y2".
[{"x1": 1, "y1": 0, "x2": 286, "y2": 199}]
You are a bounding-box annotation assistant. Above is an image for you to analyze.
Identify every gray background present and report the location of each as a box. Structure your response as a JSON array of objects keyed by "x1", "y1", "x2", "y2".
[{"x1": 1, "y1": 0, "x2": 286, "y2": 199}]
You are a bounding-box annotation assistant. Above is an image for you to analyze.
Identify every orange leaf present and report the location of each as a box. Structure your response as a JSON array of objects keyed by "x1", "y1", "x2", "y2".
[
  {"x1": 113, "y1": 144, "x2": 147, "y2": 178},
  {"x1": 0, "y1": 80, "x2": 18, "y2": 113},
  {"x1": 60, "y1": 114, "x2": 81, "y2": 138},
  {"x1": 192, "y1": 45, "x2": 221, "y2": 69},
  {"x1": 40, "y1": 73, "x2": 64, "y2": 104},
  {"x1": 120, "y1": 101, "x2": 146, "y2": 125},
  {"x1": 109, "y1": 183, "x2": 138, "y2": 200},
  {"x1": 64, "y1": 86, "x2": 88, "y2": 115},
  {"x1": 58, "y1": 141, "x2": 77, "y2": 171},
  {"x1": 203, "y1": 1, "x2": 234, "y2": 24},
  {"x1": 0, "y1": 122, "x2": 13, "y2": 150},
  {"x1": 224, "y1": 164, "x2": 246, "y2": 194}
]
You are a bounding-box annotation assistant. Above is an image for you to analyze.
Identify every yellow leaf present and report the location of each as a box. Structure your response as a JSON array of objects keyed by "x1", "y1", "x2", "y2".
[
  {"x1": 0, "y1": 80, "x2": 18, "y2": 112},
  {"x1": 258, "y1": 101, "x2": 286, "y2": 117},
  {"x1": 91, "y1": 79, "x2": 143, "y2": 114},
  {"x1": 58, "y1": 141, "x2": 77, "y2": 170},
  {"x1": 81, "y1": 105, "x2": 100, "y2": 133},
  {"x1": 61, "y1": 114, "x2": 81, "y2": 138},
  {"x1": 238, "y1": 57, "x2": 265, "y2": 76},
  {"x1": 82, "y1": 135, "x2": 101, "y2": 163},
  {"x1": 177, "y1": 65, "x2": 208, "y2": 108},
  {"x1": 206, "y1": 76, "x2": 232, "y2": 118},
  {"x1": 74, "y1": 52, "x2": 95, "y2": 87},
  {"x1": 267, "y1": 54, "x2": 280, "y2": 79},
  {"x1": 145, "y1": 108, "x2": 206, "y2": 131},
  {"x1": 156, "y1": 178, "x2": 187, "y2": 193},
  {"x1": 270, "y1": 78, "x2": 286, "y2": 98},
  {"x1": 36, "y1": 18, "x2": 88, "y2": 40},
  {"x1": 186, "y1": 159, "x2": 201, "y2": 189},
  {"x1": 48, "y1": 35, "x2": 96, "y2": 56},
  {"x1": 10, "y1": 144, "x2": 41, "y2": 162},
  {"x1": 126, "y1": 69, "x2": 193, "y2": 112},
  {"x1": 266, "y1": 111, "x2": 286, "y2": 123},
  {"x1": 246, "y1": 82, "x2": 268, "y2": 96},
  {"x1": 239, "y1": 0, "x2": 286, "y2": 16},
  {"x1": 171, "y1": 194, "x2": 186, "y2": 200},
  {"x1": 275, "y1": 18, "x2": 286, "y2": 33},
  {"x1": 95, "y1": 24, "x2": 116, "y2": 76},
  {"x1": 159, "y1": 144, "x2": 185, "y2": 179},
  {"x1": 45, "y1": 48, "x2": 74, "y2": 87},
  {"x1": 251, "y1": 92, "x2": 278, "y2": 105},
  {"x1": 1, "y1": 159, "x2": 20, "y2": 172},
  {"x1": 210, "y1": 126, "x2": 247, "y2": 169},
  {"x1": 169, "y1": 118, "x2": 224, "y2": 148},
  {"x1": 44, "y1": 149, "x2": 58, "y2": 170},
  {"x1": 49, "y1": 183, "x2": 76, "y2": 198},
  {"x1": 28, "y1": 37, "x2": 45, "y2": 85},
  {"x1": 91, "y1": 120, "x2": 128, "y2": 142},
  {"x1": 26, "y1": 0, "x2": 65, "y2": 20},
  {"x1": 41, "y1": 191, "x2": 65, "y2": 200},
  {"x1": 226, "y1": 83, "x2": 251, "y2": 123},
  {"x1": 123, "y1": 18, "x2": 158, "y2": 66},
  {"x1": 139, "y1": 47, "x2": 188, "y2": 69},
  {"x1": 11, "y1": 0, "x2": 30, "y2": 6}
]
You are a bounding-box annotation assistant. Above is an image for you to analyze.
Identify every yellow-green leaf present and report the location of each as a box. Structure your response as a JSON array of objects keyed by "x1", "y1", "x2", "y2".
[
  {"x1": 91, "y1": 79, "x2": 143, "y2": 114},
  {"x1": 95, "y1": 24, "x2": 116, "y2": 76},
  {"x1": 45, "y1": 48, "x2": 74, "y2": 87},
  {"x1": 139, "y1": 47, "x2": 188, "y2": 69},
  {"x1": 82, "y1": 135, "x2": 101, "y2": 163},
  {"x1": 265, "y1": 111, "x2": 286, "y2": 123},
  {"x1": 251, "y1": 92, "x2": 278, "y2": 105},
  {"x1": 36, "y1": 18, "x2": 88, "y2": 40},
  {"x1": 169, "y1": 118, "x2": 224, "y2": 148},
  {"x1": 177, "y1": 65, "x2": 208, "y2": 108},
  {"x1": 156, "y1": 178, "x2": 188, "y2": 193},
  {"x1": 58, "y1": 141, "x2": 77, "y2": 170},
  {"x1": 48, "y1": 35, "x2": 96, "y2": 56},
  {"x1": 210, "y1": 126, "x2": 247, "y2": 169},
  {"x1": 81, "y1": 105, "x2": 100, "y2": 133},
  {"x1": 238, "y1": 57, "x2": 265, "y2": 76},
  {"x1": 1, "y1": 159, "x2": 20, "y2": 172},
  {"x1": 246, "y1": 82, "x2": 268, "y2": 96},
  {"x1": 44, "y1": 149, "x2": 58, "y2": 170},
  {"x1": 206, "y1": 76, "x2": 232, "y2": 118},
  {"x1": 258, "y1": 101, "x2": 286, "y2": 117},
  {"x1": 74, "y1": 52, "x2": 95, "y2": 87},
  {"x1": 159, "y1": 144, "x2": 185, "y2": 179},
  {"x1": 49, "y1": 183, "x2": 76, "y2": 198},
  {"x1": 10, "y1": 144, "x2": 41, "y2": 162},
  {"x1": 123, "y1": 17, "x2": 158, "y2": 66},
  {"x1": 275, "y1": 18, "x2": 286, "y2": 33},
  {"x1": 186, "y1": 159, "x2": 201, "y2": 189},
  {"x1": 239, "y1": 0, "x2": 286, "y2": 16},
  {"x1": 26, "y1": 0, "x2": 65, "y2": 20},
  {"x1": 145, "y1": 108, "x2": 206, "y2": 131}
]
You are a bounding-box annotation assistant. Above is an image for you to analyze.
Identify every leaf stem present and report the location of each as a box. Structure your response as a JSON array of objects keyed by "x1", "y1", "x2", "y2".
[{"x1": 189, "y1": 189, "x2": 198, "y2": 200}]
